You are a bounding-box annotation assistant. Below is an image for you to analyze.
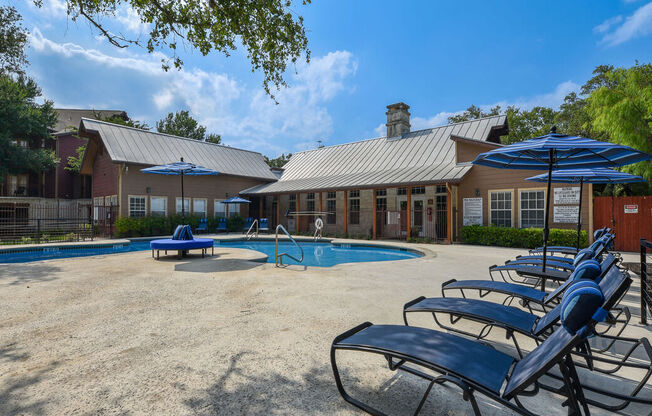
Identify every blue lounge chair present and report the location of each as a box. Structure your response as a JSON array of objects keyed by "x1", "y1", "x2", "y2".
[
  {"x1": 529, "y1": 227, "x2": 612, "y2": 256},
  {"x1": 332, "y1": 279, "x2": 622, "y2": 415},
  {"x1": 442, "y1": 254, "x2": 617, "y2": 313},
  {"x1": 243, "y1": 217, "x2": 254, "y2": 233},
  {"x1": 514, "y1": 233, "x2": 613, "y2": 265},
  {"x1": 216, "y1": 217, "x2": 227, "y2": 233},
  {"x1": 150, "y1": 225, "x2": 213, "y2": 259},
  {"x1": 404, "y1": 267, "x2": 651, "y2": 412},
  {"x1": 195, "y1": 218, "x2": 208, "y2": 234},
  {"x1": 259, "y1": 218, "x2": 269, "y2": 233}
]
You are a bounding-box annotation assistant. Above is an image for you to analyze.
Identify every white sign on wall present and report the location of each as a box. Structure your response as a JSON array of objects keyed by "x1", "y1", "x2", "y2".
[
  {"x1": 554, "y1": 187, "x2": 580, "y2": 205},
  {"x1": 463, "y1": 197, "x2": 483, "y2": 226},
  {"x1": 554, "y1": 205, "x2": 579, "y2": 223}
]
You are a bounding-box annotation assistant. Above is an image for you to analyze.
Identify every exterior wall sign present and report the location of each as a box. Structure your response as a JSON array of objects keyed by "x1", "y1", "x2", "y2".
[
  {"x1": 554, "y1": 187, "x2": 580, "y2": 205},
  {"x1": 463, "y1": 197, "x2": 483, "y2": 226},
  {"x1": 624, "y1": 204, "x2": 638, "y2": 214},
  {"x1": 554, "y1": 205, "x2": 579, "y2": 223}
]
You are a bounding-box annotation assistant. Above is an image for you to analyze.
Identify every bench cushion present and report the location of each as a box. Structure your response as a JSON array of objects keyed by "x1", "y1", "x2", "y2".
[{"x1": 150, "y1": 238, "x2": 213, "y2": 250}]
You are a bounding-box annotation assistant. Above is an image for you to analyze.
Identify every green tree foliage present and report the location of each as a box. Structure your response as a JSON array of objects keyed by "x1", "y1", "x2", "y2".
[
  {"x1": 65, "y1": 145, "x2": 86, "y2": 173},
  {"x1": 586, "y1": 63, "x2": 652, "y2": 181},
  {"x1": 0, "y1": 6, "x2": 28, "y2": 75},
  {"x1": 502, "y1": 106, "x2": 557, "y2": 144},
  {"x1": 36, "y1": 0, "x2": 311, "y2": 100},
  {"x1": 156, "y1": 110, "x2": 221, "y2": 143},
  {"x1": 264, "y1": 153, "x2": 292, "y2": 168},
  {"x1": 102, "y1": 113, "x2": 150, "y2": 130},
  {"x1": 0, "y1": 75, "x2": 59, "y2": 181},
  {"x1": 447, "y1": 105, "x2": 502, "y2": 124}
]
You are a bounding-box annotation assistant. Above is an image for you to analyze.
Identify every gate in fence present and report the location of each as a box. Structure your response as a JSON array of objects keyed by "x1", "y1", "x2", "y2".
[{"x1": 641, "y1": 239, "x2": 652, "y2": 325}]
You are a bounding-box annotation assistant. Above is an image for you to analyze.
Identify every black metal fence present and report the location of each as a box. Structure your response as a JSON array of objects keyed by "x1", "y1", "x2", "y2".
[
  {"x1": 0, "y1": 201, "x2": 117, "y2": 245},
  {"x1": 641, "y1": 238, "x2": 652, "y2": 325}
]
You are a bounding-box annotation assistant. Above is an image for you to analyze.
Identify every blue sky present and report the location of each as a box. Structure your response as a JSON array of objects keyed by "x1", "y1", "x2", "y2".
[{"x1": 12, "y1": 0, "x2": 652, "y2": 157}]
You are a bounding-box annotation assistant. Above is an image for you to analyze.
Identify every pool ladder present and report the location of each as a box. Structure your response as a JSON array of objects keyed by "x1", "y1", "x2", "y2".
[
  {"x1": 245, "y1": 219, "x2": 259, "y2": 240},
  {"x1": 275, "y1": 224, "x2": 303, "y2": 267}
]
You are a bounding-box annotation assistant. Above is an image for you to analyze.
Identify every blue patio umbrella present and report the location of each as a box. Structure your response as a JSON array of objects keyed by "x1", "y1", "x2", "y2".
[
  {"x1": 473, "y1": 128, "x2": 651, "y2": 276},
  {"x1": 221, "y1": 196, "x2": 250, "y2": 217},
  {"x1": 141, "y1": 158, "x2": 219, "y2": 220},
  {"x1": 526, "y1": 168, "x2": 646, "y2": 250}
]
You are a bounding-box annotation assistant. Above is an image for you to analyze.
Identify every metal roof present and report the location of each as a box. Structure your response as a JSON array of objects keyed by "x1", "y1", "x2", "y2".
[
  {"x1": 80, "y1": 118, "x2": 277, "y2": 181},
  {"x1": 244, "y1": 115, "x2": 507, "y2": 194}
]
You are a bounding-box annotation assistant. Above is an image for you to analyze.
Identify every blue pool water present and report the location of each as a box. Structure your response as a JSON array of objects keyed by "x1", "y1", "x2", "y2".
[{"x1": 0, "y1": 239, "x2": 421, "y2": 266}]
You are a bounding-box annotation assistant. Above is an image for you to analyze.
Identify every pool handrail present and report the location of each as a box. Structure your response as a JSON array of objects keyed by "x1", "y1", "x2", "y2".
[
  {"x1": 246, "y1": 219, "x2": 259, "y2": 240},
  {"x1": 275, "y1": 224, "x2": 303, "y2": 267}
]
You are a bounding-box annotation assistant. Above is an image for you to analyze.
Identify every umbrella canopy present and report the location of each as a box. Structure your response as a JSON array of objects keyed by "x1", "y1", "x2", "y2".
[
  {"x1": 526, "y1": 168, "x2": 646, "y2": 249},
  {"x1": 141, "y1": 158, "x2": 219, "y2": 220},
  {"x1": 473, "y1": 129, "x2": 651, "y2": 280},
  {"x1": 223, "y1": 196, "x2": 251, "y2": 204}
]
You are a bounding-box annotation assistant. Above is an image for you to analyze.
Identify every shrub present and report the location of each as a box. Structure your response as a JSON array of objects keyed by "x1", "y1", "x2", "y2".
[
  {"x1": 227, "y1": 214, "x2": 245, "y2": 232},
  {"x1": 460, "y1": 225, "x2": 588, "y2": 249}
]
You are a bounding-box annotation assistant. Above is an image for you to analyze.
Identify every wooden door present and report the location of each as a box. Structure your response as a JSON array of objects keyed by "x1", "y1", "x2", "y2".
[{"x1": 593, "y1": 196, "x2": 652, "y2": 252}]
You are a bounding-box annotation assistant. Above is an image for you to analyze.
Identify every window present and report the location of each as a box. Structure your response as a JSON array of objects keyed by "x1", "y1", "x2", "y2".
[
  {"x1": 214, "y1": 200, "x2": 226, "y2": 217},
  {"x1": 176, "y1": 197, "x2": 190, "y2": 214},
  {"x1": 435, "y1": 185, "x2": 447, "y2": 194},
  {"x1": 376, "y1": 189, "x2": 387, "y2": 196},
  {"x1": 151, "y1": 196, "x2": 167, "y2": 216},
  {"x1": 288, "y1": 194, "x2": 297, "y2": 214},
  {"x1": 193, "y1": 198, "x2": 207, "y2": 218},
  {"x1": 306, "y1": 199, "x2": 315, "y2": 213},
  {"x1": 129, "y1": 196, "x2": 147, "y2": 218},
  {"x1": 490, "y1": 191, "x2": 512, "y2": 227},
  {"x1": 7, "y1": 174, "x2": 28, "y2": 196},
  {"x1": 107, "y1": 195, "x2": 118, "y2": 206},
  {"x1": 520, "y1": 190, "x2": 545, "y2": 228},
  {"x1": 93, "y1": 196, "x2": 104, "y2": 220},
  {"x1": 11, "y1": 139, "x2": 28, "y2": 148},
  {"x1": 349, "y1": 192, "x2": 360, "y2": 225},
  {"x1": 326, "y1": 193, "x2": 337, "y2": 224},
  {"x1": 397, "y1": 187, "x2": 407, "y2": 195},
  {"x1": 227, "y1": 203, "x2": 239, "y2": 217},
  {"x1": 376, "y1": 195, "x2": 387, "y2": 211},
  {"x1": 307, "y1": 193, "x2": 315, "y2": 200},
  {"x1": 349, "y1": 190, "x2": 360, "y2": 198},
  {"x1": 411, "y1": 186, "x2": 425, "y2": 195}
]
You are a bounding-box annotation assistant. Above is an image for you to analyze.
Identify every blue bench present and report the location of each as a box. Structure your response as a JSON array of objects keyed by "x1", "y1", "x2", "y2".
[{"x1": 150, "y1": 225, "x2": 214, "y2": 259}]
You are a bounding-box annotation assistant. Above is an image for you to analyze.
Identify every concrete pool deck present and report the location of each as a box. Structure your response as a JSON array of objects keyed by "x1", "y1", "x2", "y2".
[{"x1": 0, "y1": 241, "x2": 649, "y2": 415}]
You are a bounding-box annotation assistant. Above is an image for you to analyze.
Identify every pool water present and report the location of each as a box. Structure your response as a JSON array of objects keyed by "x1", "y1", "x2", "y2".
[
  {"x1": 214, "y1": 240, "x2": 420, "y2": 267},
  {"x1": 0, "y1": 240, "x2": 421, "y2": 267}
]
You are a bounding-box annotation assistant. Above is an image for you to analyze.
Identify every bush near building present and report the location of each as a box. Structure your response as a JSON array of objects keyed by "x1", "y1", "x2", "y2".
[
  {"x1": 460, "y1": 225, "x2": 587, "y2": 249},
  {"x1": 115, "y1": 214, "x2": 245, "y2": 237}
]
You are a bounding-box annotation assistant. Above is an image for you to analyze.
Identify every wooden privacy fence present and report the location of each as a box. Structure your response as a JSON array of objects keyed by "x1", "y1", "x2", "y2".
[{"x1": 593, "y1": 196, "x2": 652, "y2": 252}]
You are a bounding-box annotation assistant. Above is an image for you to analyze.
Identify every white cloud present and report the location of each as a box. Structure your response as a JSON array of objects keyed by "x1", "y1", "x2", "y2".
[
  {"x1": 28, "y1": 0, "x2": 67, "y2": 19},
  {"x1": 115, "y1": 6, "x2": 150, "y2": 34},
  {"x1": 599, "y1": 2, "x2": 652, "y2": 46},
  {"x1": 593, "y1": 15, "x2": 623, "y2": 33},
  {"x1": 29, "y1": 29, "x2": 357, "y2": 156}
]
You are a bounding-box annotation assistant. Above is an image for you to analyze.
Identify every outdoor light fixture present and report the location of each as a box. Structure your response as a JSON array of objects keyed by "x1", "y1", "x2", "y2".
[
  {"x1": 146, "y1": 187, "x2": 151, "y2": 194},
  {"x1": 475, "y1": 188, "x2": 480, "y2": 196}
]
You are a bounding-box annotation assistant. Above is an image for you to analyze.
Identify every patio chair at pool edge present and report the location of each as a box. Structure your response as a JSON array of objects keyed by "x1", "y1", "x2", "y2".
[
  {"x1": 404, "y1": 269, "x2": 652, "y2": 411},
  {"x1": 512, "y1": 234, "x2": 614, "y2": 266},
  {"x1": 216, "y1": 217, "x2": 227, "y2": 232},
  {"x1": 331, "y1": 279, "x2": 622, "y2": 416},
  {"x1": 196, "y1": 218, "x2": 208, "y2": 234},
  {"x1": 259, "y1": 218, "x2": 269, "y2": 233},
  {"x1": 243, "y1": 217, "x2": 254, "y2": 233},
  {"x1": 441, "y1": 254, "x2": 618, "y2": 314}
]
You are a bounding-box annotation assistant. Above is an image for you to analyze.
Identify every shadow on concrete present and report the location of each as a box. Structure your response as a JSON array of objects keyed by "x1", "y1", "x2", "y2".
[
  {"x1": 0, "y1": 358, "x2": 58, "y2": 415},
  {"x1": 0, "y1": 343, "x2": 29, "y2": 363},
  {"x1": 184, "y1": 352, "x2": 350, "y2": 415},
  {"x1": 0, "y1": 263, "x2": 61, "y2": 286},
  {"x1": 174, "y1": 258, "x2": 264, "y2": 273}
]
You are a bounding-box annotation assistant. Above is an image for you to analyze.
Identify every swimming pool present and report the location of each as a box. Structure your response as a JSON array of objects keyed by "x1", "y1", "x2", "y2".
[{"x1": 0, "y1": 239, "x2": 421, "y2": 266}]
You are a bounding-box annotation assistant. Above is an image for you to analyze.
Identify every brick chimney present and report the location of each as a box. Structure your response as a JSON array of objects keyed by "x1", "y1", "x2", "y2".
[{"x1": 386, "y1": 102, "x2": 410, "y2": 138}]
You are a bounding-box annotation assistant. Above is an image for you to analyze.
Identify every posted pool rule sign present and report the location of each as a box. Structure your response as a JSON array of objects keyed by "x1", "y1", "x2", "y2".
[
  {"x1": 554, "y1": 187, "x2": 580, "y2": 204},
  {"x1": 624, "y1": 204, "x2": 638, "y2": 214},
  {"x1": 463, "y1": 198, "x2": 483, "y2": 226}
]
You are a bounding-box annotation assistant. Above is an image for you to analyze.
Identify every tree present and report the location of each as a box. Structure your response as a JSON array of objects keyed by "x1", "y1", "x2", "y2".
[
  {"x1": 0, "y1": 75, "x2": 59, "y2": 182},
  {"x1": 156, "y1": 110, "x2": 221, "y2": 143},
  {"x1": 265, "y1": 153, "x2": 292, "y2": 168},
  {"x1": 65, "y1": 145, "x2": 86, "y2": 173},
  {"x1": 101, "y1": 113, "x2": 150, "y2": 130},
  {"x1": 447, "y1": 105, "x2": 502, "y2": 124},
  {"x1": 36, "y1": 0, "x2": 312, "y2": 100},
  {"x1": 0, "y1": 6, "x2": 28, "y2": 75},
  {"x1": 502, "y1": 106, "x2": 557, "y2": 144},
  {"x1": 587, "y1": 63, "x2": 652, "y2": 181}
]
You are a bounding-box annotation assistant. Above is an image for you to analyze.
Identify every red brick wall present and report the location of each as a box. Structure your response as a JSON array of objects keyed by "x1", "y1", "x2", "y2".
[{"x1": 56, "y1": 133, "x2": 89, "y2": 198}]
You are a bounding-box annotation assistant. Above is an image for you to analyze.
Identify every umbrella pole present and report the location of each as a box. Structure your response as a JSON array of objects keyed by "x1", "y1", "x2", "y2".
[
  {"x1": 181, "y1": 171, "x2": 185, "y2": 223},
  {"x1": 541, "y1": 149, "x2": 554, "y2": 286},
  {"x1": 576, "y1": 179, "x2": 583, "y2": 250}
]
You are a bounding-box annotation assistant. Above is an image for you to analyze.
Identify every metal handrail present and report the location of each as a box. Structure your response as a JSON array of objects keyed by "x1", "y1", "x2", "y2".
[
  {"x1": 245, "y1": 219, "x2": 259, "y2": 240},
  {"x1": 641, "y1": 238, "x2": 652, "y2": 325},
  {"x1": 275, "y1": 224, "x2": 303, "y2": 267},
  {"x1": 314, "y1": 227, "x2": 322, "y2": 241},
  {"x1": 314, "y1": 216, "x2": 324, "y2": 241}
]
